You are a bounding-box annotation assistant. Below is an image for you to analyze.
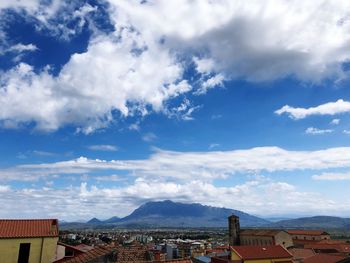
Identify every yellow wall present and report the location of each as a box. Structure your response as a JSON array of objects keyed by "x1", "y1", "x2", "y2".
[
  {"x1": 231, "y1": 250, "x2": 292, "y2": 263},
  {"x1": 0, "y1": 237, "x2": 58, "y2": 263}
]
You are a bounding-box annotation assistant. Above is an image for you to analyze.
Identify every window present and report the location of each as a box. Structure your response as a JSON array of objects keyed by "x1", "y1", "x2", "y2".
[{"x1": 18, "y1": 243, "x2": 30, "y2": 263}]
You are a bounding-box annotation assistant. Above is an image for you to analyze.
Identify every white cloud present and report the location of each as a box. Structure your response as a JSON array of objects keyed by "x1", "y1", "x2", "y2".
[
  {"x1": 108, "y1": 0, "x2": 350, "y2": 82},
  {"x1": 3, "y1": 1, "x2": 350, "y2": 131},
  {"x1": 195, "y1": 74, "x2": 225, "y2": 95},
  {"x1": 93, "y1": 174, "x2": 123, "y2": 182},
  {"x1": 209, "y1": 143, "x2": 220, "y2": 149},
  {"x1": 0, "y1": 178, "x2": 347, "y2": 220},
  {"x1": 313, "y1": 172, "x2": 350, "y2": 181},
  {"x1": 276, "y1": 99, "x2": 350, "y2": 119},
  {"x1": 164, "y1": 98, "x2": 199, "y2": 121},
  {"x1": 4, "y1": 146, "x2": 350, "y2": 182},
  {"x1": 305, "y1": 127, "x2": 333, "y2": 135},
  {"x1": 343, "y1": 130, "x2": 350, "y2": 135},
  {"x1": 142, "y1": 132, "x2": 157, "y2": 142},
  {"x1": 0, "y1": 0, "x2": 40, "y2": 11},
  {"x1": 0, "y1": 32, "x2": 191, "y2": 133},
  {"x1": 88, "y1": 145, "x2": 118, "y2": 151},
  {"x1": 0, "y1": 185, "x2": 10, "y2": 192},
  {"x1": 330, "y1": 118, "x2": 340, "y2": 125},
  {"x1": 8, "y1": 43, "x2": 38, "y2": 53}
]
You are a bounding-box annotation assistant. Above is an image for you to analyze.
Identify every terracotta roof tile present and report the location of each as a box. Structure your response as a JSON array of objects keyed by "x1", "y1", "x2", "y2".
[
  {"x1": 0, "y1": 219, "x2": 58, "y2": 238},
  {"x1": 287, "y1": 230, "x2": 329, "y2": 236},
  {"x1": 288, "y1": 248, "x2": 315, "y2": 260},
  {"x1": 231, "y1": 245, "x2": 292, "y2": 260},
  {"x1": 240, "y1": 229, "x2": 286, "y2": 237},
  {"x1": 304, "y1": 254, "x2": 346, "y2": 263},
  {"x1": 57, "y1": 246, "x2": 115, "y2": 263},
  {"x1": 305, "y1": 243, "x2": 350, "y2": 253}
]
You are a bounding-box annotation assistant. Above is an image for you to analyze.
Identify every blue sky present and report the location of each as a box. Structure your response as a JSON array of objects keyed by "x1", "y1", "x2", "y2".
[{"x1": 1, "y1": 0, "x2": 350, "y2": 221}]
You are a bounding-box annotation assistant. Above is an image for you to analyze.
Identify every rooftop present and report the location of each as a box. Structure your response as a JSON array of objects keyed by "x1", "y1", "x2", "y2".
[
  {"x1": 304, "y1": 253, "x2": 347, "y2": 263},
  {"x1": 287, "y1": 230, "x2": 329, "y2": 236},
  {"x1": 231, "y1": 245, "x2": 292, "y2": 260},
  {"x1": 0, "y1": 219, "x2": 58, "y2": 238},
  {"x1": 240, "y1": 229, "x2": 286, "y2": 237}
]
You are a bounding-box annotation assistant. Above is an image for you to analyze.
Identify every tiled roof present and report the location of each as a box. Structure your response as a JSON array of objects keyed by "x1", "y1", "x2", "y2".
[
  {"x1": 73, "y1": 244, "x2": 94, "y2": 252},
  {"x1": 287, "y1": 230, "x2": 329, "y2": 236},
  {"x1": 240, "y1": 229, "x2": 285, "y2": 237},
  {"x1": 305, "y1": 243, "x2": 350, "y2": 253},
  {"x1": 318, "y1": 240, "x2": 348, "y2": 245},
  {"x1": 231, "y1": 245, "x2": 292, "y2": 260},
  {"x1": 288, "y1": 248, "x2": 315, "y2": 260},
  {"x1": 0, "y1": 219, "x2": 58, "y2": 238},
  {"x1": 304, "y1": 254, "x2": 346, "y2": 263},
  {"x1": 115, "y1": 244, "x2": 149, "y2": 262},
  {"x1": 55, "y1": 246, "x2": 116, "y2": 263}
]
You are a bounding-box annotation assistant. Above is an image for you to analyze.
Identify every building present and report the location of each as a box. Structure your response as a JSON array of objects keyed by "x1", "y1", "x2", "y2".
[
  {"x1": 166, "y1": 243, "x2": 179, "y2": 260},
  {"x1": 228, "y1": 215, "x2": 240, "y2": 246},
  {"x1": 240, "y1": 229, "x2": 293, "y2": 248},
  {"x1": 287, "y1": 230, "x2": 330, "y2": 246},
  {"x1": 54, "y1": 242, "x2": 85, "y2": 262},
  {"x1": 0, "y1": 219, "x2": 59, "y2": 263},
  {"x1": 212, "y1": 245, "x2": 293, "y2": 263}
]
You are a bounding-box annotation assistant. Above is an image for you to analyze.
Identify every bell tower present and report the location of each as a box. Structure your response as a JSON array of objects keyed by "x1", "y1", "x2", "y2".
[{"x1": 228, "y1": 214, "x2": 240, "y2": 246}]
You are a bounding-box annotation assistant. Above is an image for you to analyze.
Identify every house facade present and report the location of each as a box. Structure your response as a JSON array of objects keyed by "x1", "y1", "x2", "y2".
[{"x1": 0, "y1": 219, "x2": 59, "y2": 263}]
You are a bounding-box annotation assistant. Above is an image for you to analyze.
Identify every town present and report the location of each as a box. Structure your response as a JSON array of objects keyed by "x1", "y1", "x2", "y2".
[{"x1": 0, "y1": 215, "x2": 350, "y2": 263}]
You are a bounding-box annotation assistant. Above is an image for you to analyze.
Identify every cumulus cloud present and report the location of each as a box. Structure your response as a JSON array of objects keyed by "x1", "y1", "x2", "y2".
[
  {"x1": 2, "y1": 1, "x2": 350, "y2": 131},
  {"x1": 87, "y1": 145, "x2": 118, "y2": 151},
  {"x1": 108, "y1": 0, "x2": 350, "y2": 82},
  {"x1": 0, "y1": 32, "x2": 191, "y2": 132},
  {"x1": 305, "y1": 127, "x2": 333, "y2": 135},
  {"x1": 4, "y1": 146, "x2": 350, "y2": 182},
  {"x1": 0, "y1": 178, "x2": 347, "y2": 220},
  {"x1": 275, "y1": 99, "x2": 350, "y2": 119}
]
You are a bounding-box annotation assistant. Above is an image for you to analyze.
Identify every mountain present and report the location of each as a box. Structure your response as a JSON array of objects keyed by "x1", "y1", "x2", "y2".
[
  {"x1": 104, "y1": 216, "x2": 120, "y2": 223},
  {"x1": 61, "y1": 200, "x2": 269, "y2": 229},
  {"x1": 87, "y1": 217, "x2": 102, "y2": 224},
  {"x1": 271, "y1": 216, "x2": 350, "y2": 229},
  {"x1": 116, "y1": 200, "x2": 268, "y2": 227}
]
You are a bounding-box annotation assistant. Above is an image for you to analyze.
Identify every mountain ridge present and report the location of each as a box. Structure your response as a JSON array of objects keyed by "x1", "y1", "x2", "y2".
[{"x1": 62, "y1": 200, "x2": 268, "y2": 229}]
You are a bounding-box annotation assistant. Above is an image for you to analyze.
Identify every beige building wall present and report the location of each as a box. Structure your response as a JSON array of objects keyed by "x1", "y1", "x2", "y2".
[
  {"x1": 240, "y1": 231, "x2": 293, "y2": 248},
  {"x1": 0, "y1": 237, "x2": 58, "y2": 263},
  {"x1": 291, "y1": 234, "x2": 330, "y2": 241},
  {"x1": 274, "y1": 231, "x2": 293, "y2": 248}
]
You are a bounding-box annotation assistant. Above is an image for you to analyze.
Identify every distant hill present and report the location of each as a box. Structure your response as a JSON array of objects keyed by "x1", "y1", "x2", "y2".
[
  {"x1": 61, "y1": 200, "x2": 268, "y2": 229},
  {"x1": 271, "y1": 216, "x2": 350, "y2": 229},
  {"x1": 103, "y1": 216, "x2": 120, "y2": 224},
  {"x1": 117, "y1": 200, "x2": 269, "y2": 228},
  {"x1": 87, "y1": 217, "x2": 102, "y2": 224}
]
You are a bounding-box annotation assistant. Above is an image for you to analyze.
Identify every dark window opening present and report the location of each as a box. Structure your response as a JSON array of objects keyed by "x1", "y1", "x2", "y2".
[
  {"x1": 18, "y1": 243, "x2": 30, "y2": 263},
  {"x1": 65, "y1": 249, "x2": 75, "y2": 257}
]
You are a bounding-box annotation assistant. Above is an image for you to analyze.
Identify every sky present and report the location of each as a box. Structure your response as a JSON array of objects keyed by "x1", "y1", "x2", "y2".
[{"x1": 1, "y1": 0, "x2": 350, "y2": 221}]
